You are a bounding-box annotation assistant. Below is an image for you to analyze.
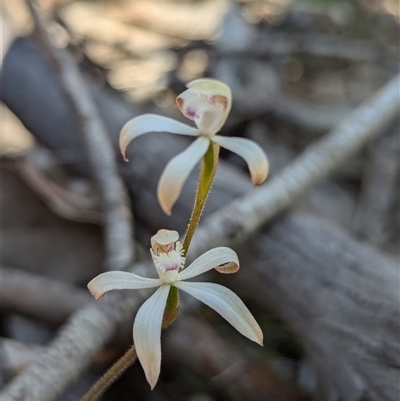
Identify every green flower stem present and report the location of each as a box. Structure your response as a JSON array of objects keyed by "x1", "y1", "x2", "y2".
[
  {"x1": 162, "y1": 285, "x2": 180, "y2": 328},
  {"x1": 182, "y1": 143, "x2": 219, "y2": 256},
  {"x1": 81, "y1": 345, "x2": 137, "y2": 401}
]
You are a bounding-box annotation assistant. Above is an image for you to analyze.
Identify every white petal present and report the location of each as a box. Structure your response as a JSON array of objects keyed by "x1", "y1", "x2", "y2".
[
  {"x1": 157, "y1": 136, "x2": 210, "y2": 215},
  {"x1": 133, "y1": 284, "x2": 170, "y2": 389},
  {"x1": 174, "y1": 281, "x2": 263, "y2": 345},
  {"x1": 120, "y1": 114, "x2": 199, "y2": 161},
  {"x1": 177, "y1": 247, "x2": 239, "y2": 281},
  {"x1": 88, "y1": 272, "x2": 162, "y2": 300},
  {"x1": 212, "y1": 136, "x2": 269, "y2": 185}
]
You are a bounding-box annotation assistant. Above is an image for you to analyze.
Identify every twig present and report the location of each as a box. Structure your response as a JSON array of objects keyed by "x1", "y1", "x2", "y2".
[
  {"x1": 2, "y1": 72, "x2": 398, "y2": 401},
  {"x1": 1, "y1": 286, "x2": 147, "y2": 401},
  {"x1": 352, "y1": 126, "x2": 400, "y2": 248},
  {"x1": 1, "y1": 266, "x2": 92, "y2": 325},
  {"x1": 218, "y1": 33, "x2": 393, "y2": 63},
  {"x1": 1, "y1": 338, "x2": 119, "y2": 378},
  {"x1": 1, "y1": 339, "x2": 44, "y2": 377},
  {"x1": 27, "y1": 0, "x2": 134, "y2": 270}
]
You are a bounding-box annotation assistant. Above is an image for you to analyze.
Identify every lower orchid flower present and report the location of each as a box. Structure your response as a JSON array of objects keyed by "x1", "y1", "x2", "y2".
[
  {"x1": 119, "y1": 78, "x2": 269, "y2": 215},
  {"x1": 88, "y1": 229, "x2": 263, "y2": 389}
]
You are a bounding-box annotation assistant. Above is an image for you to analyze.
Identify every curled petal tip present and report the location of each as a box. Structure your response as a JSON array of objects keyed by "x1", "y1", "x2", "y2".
[
  {"x1": 215, "y1": 261, "x2": 239, "y2": 274},
  {"x1": 87, "y1": 281, "x2": 104, "y2": 301},
  {"x1": 122, "y1": 151, "x2": 129, "y2": 162},
  {"x1": 251, "y1": 157, "x2": 269, "y2": 186}
]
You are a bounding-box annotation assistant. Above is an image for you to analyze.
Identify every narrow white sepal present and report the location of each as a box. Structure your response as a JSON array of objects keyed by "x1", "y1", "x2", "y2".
[
  {"x1": 157, "y1": 136, "x2": 210, "y2": 215},
  {"x1": 174, "y1": 281, "x2": 263, "y2": 345},
  {"x1": 88, "y1": 272, "x2": 162, "y2": 300},
  {"x1": 212, "y1": 136, "x2": 269, "y2": 185},
  {"x1": 120, "y1": 114, "x2": 199, "y2": 161},
  {"x1": 177, "y1": 247, "x2": 239, "y2": 281},
  {"x1": 133, "y1": 284, "x2": 171, "y2": 389}
]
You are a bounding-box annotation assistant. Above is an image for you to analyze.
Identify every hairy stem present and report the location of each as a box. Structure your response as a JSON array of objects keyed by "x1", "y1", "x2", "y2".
[
  {"x1": 182, "y1": 143, "x2": 219, "y2": 256},
  {"x1": 81, "y1": 345, "x2": 137, "y2": 401}
]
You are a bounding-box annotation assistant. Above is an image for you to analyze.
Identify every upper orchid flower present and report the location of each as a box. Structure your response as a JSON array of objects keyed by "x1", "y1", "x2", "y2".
[
  {"x1": 88, "y1": 229, "x2": 263, "y2": 389},
  {"x1": 119, "y1": 79, "x2": 269, "y2": 215}
]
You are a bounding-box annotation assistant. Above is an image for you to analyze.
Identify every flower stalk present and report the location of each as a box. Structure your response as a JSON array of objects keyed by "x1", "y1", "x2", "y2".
[
  {"x1": 182, "y1": 142, "x2": 219, "y2": 256},
  {"x1": 81, "y1": 345, "x2": 137, "y2": 401}
]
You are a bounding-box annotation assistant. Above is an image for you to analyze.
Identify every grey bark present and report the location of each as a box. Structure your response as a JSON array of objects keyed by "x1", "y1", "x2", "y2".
[
  {"x1": 352, "y1": 126, "x2": 400, "y2": 251},
  {"x1": 228, "y1": 214, "x2": 399, "y2": 401}
]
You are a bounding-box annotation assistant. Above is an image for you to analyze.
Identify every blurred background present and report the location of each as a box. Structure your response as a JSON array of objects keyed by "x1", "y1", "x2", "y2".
[{"x1": 1, "y1": 0, "x2": 399, "y2": 400}]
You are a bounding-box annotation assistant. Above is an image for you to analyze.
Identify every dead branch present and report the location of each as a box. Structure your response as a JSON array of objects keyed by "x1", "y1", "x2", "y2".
[
  {"x1": 228, "y1": 213, "x2": 399, "y2": 401},
  {"x1": 1, "y1": 338, "x2": 43, "y2": 378},
  {"x1": 1, "y1": 266, "x2": 92, "y2": 325},
  {"x1": 1, "y1": 338, "x2": 123, "y2": 380},
  {"x1": 219, "y1": 33, "x2": 394, "y2": 63},
  {"x1": 27, "y1": 0, "x2": 134, "y2": 270},
  {"x1": 352, "y1": 125, "x2": 399, "y2": 250},
  {"x1": 1, "y1": 286, "x2": 150, "y2": 401}
]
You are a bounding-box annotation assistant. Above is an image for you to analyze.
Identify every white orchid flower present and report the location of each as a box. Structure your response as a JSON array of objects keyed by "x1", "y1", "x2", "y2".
[
  {"x1": 88, "y1": 229, "x2": 263, "y2": 389},
  {"x1": 119, "y1": 79, "x2": 269, "y2": 215}
]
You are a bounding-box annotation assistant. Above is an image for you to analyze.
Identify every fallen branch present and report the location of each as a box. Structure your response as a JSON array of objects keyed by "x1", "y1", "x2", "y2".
[
  {"x1": 1, "y1": 266, "x2": 92, "y2": 325},
  {"x1": 27, "y1": 0, "x2": 134, "y2": 270},
  {"x1": 229, "y1": 213, "x2": 399, "y2": 400},
  {"x1": 352, "y1": 125, "x2": 399, "y2": 250}
]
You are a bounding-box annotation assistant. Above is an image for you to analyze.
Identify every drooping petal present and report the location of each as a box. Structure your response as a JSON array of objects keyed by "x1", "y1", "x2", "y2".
[
  {"x1": 177, "y1": 247, "x2": 239, "y2": 281},
  {"x1": 157, "y1": 136, "x2": 210, "y2": 215},
  {"x1": 174, "y1": 281, "x2": 263, "y2": 345},
  {"x1": 88, "y1": 272, "x2": 162, "y2": 300},
  {"x1": 119, "y1": 114, "x2": 199, "y2": 161},
  {"x1": 212, "y1": 136, "x2": 269, "y2": 185},
  {"x1": 133, "y1": 284, "x2": 170, "y2": 389}
]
